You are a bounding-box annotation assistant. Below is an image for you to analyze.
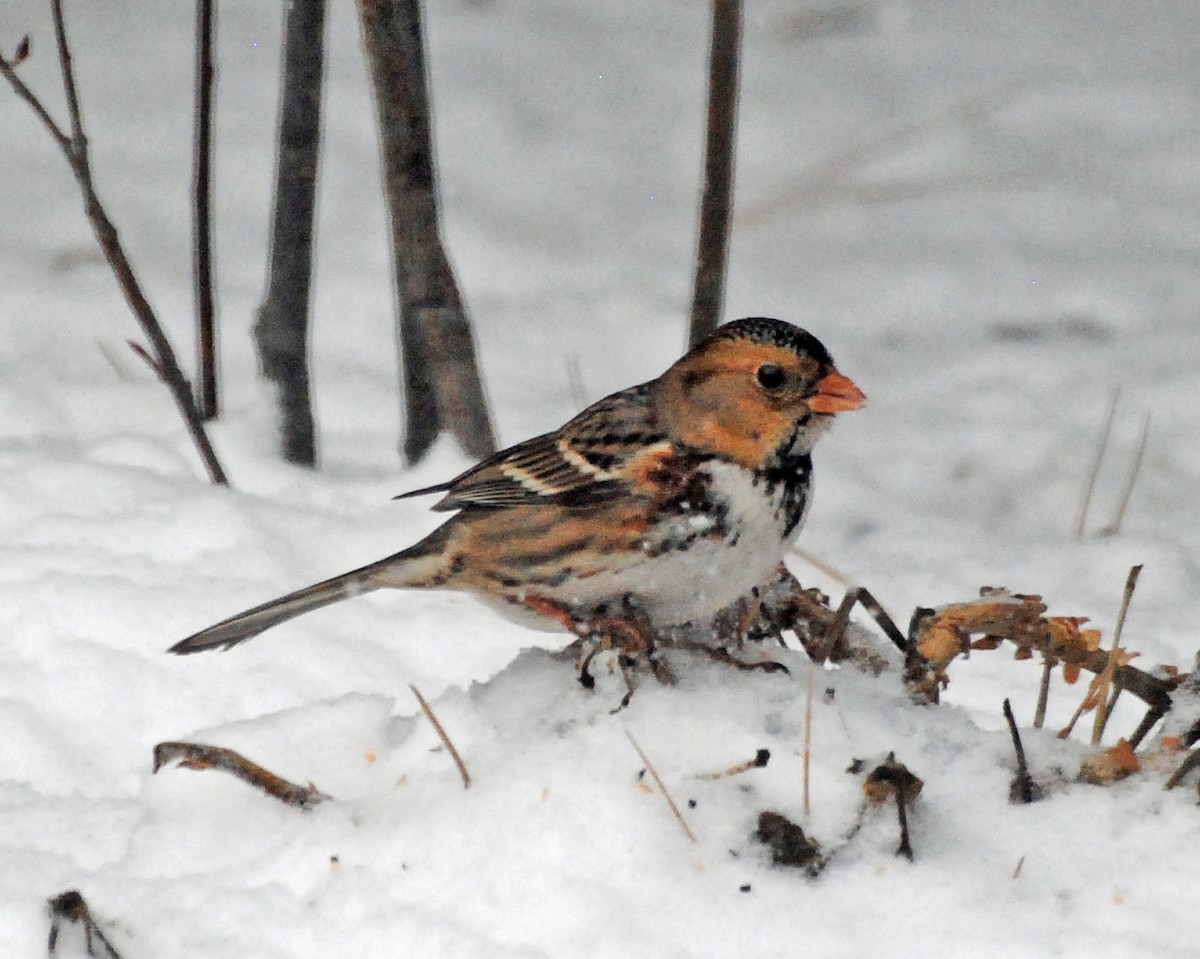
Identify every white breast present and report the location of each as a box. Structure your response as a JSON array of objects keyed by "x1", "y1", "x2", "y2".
[{"x1": 539, "y1": 460, "x2": 809, "y2": 628}]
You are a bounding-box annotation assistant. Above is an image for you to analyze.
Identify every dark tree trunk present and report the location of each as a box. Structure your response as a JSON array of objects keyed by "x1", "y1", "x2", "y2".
[
  {"x1": 193, "y1": 0, "x2": 218, "y2": 420},
  {"x1": 688, "y1": 0, "x2": 743, "y2": 348},
  {"x1": 254, "y1": 0, "x2": 326, "y2": 466},
  {"x1": 357, "y1": 0, "x2": 496, "y2": 464}
]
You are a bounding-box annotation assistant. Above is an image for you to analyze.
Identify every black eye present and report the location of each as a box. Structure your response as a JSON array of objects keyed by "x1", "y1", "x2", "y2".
[{"x1": 756, "y1": 364, "x2": 786, "y2": 390}]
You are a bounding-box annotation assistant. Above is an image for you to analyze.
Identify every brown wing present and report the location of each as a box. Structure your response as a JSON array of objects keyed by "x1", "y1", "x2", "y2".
[{"x1": 394, "y1": 383, "x2": 671, "y2": 511}]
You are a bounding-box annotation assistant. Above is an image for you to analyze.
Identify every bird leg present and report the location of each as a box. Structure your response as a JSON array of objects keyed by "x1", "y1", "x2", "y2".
[{"x1": 521, "y1": 595, "x2": 675, "y2": 705}]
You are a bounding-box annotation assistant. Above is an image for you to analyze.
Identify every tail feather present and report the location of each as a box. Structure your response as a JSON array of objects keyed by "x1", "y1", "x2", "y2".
[{"x1": 169, "y1": 538, "x2": 452, "y2": 655}]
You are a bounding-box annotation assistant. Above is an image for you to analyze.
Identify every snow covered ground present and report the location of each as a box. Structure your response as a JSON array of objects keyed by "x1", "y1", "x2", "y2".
[{"x1": 2, "y1": 0, "x2": 1200, "y2": 955}]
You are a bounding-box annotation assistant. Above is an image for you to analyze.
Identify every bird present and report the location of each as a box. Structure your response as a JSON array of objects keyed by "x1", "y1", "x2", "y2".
[{"x1": 169, "y1": 317, "x2": 865, "y2": 682}]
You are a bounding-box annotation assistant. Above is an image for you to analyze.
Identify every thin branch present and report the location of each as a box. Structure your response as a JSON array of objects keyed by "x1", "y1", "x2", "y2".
[
  {"x1": 410, "y1": 684, "x2": 470, "y2": 788},
  {"x1": 0, "y1": 38, "x2": 70, "y2": 148},
  {"x1": 193, "y1": 0, "x2": 219, "y2": 419},
  {"x1": 50, "y1": 0, "x2": 85, "y2": 149},
  {"x1": 626, "y1": 731, "x2": 697, "y2": 843},
  {"x1": 0, "y1": 9, "x2": 230, "y2": 485},
  {"x1": 688, "y1": 0, "x2": 743, "y2": 346},
  {"x1": 1074, "y1": 388, "x2": 1120, "y2": 540},
  {"x1": 153, "y1": 741, "x2": 329, "y2": 807}
]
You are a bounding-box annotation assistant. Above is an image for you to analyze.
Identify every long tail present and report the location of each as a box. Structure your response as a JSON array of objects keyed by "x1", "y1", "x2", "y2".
[{"x1": 168, "y1": 535, "x2": 452, "y2": 655}]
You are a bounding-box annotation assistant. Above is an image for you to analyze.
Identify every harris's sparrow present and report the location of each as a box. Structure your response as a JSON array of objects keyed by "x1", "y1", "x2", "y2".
[{"x1": 170, "y1": 318, "x2": 864, "y2": 675}]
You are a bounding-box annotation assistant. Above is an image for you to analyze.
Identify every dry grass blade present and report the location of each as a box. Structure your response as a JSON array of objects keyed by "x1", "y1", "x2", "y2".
[
  {"x1": 564, "y1": 351, "x2": 588, "y2": 409},
  {"x1": 739, "y1": 84, "x2": 1023, "y2": 227},
  {"x1": 410, "y1": 684, "x2": 471, "y2": 789},
  {"x1": 1092, "y1": 565, "x2": 1143, "y2": 744},
  {"x1": 1099, "y1": 414, "x2": 1150, "y2": 537},
  {"x1": 803, "y1": 659, "x2": 814, "y2": 817},
  {"x1": 153, "y1": 741, "x2": 329, "y2": 807},
  {"x1": 1074, "y1": 388, "x2": 1120, "y2": 539},
  {"x1": 626, "y1": 731, "x2": 697, "y2": 843},
  {"x1": 790, "y1": 545, "x2": 853, "y2": 587}
]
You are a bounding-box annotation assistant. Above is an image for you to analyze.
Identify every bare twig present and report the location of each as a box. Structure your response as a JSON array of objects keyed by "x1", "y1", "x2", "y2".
[
  {"x1": 894, "y1": 783, "x2": 913, "y2": 860},
  {"x1": 1058, "y1": 697, "x2": 1089, "y2": 740},
  {"x1": 1074, "y1": 388, "x2": 1120, "y2": 539},
  {"x1": 1, "y1": 38, "x2": 69, "y2": 147},
  {"x1": 1003, "y1": 698, "x2": 1038, "y2": 803},
  {"x1": 626, "y1": 731, "x2": 697, "y2": 843},
  {"x1": 0, "y1": 6, "x2": 229, "y2": 485},
  {"x1": 1165, "y1": 749, "x2": 1200, "y2": 791},
  {"x1": 1092, "y1": 565, "x2": 1143, "y2": 744},
  {"x1": 1034, "y1": 658, "x2": 1052, "y2": 729},
  {"x1": 1127, "y1": 701, "x2": 1169, "y2": 750},
  {"x1": 688, "y1": 0, "x2": 743, "y2": 346},
  {"x1": 410, "y1": 684, "x2": 471, "y2": 788},
  {"x1": 48, "y1": 890, "x2": 123, "y2": 959},
  {"x1": 841, "y1": 586, "x2": 908, "y2": 652},
  {"x1": 697, "y1": 748, "x2": 770, "y2": 780},
  {"x1": 1099, "y1": 414, "x2": 1150, "y2": 537},
  {"x1": 153, "y1": 741, "x2": 330, "y2": 807},
  {"x1": 193, "y1": 0, "x2": 219, "y2": 419},
  {"x1": 127, "y1": 340, "x2": 166, "y2": 379}
]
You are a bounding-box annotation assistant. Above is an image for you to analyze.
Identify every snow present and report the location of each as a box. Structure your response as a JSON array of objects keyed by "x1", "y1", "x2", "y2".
[{"x1": 2, "y1": 0, "x2": 1200, "y2": 955}]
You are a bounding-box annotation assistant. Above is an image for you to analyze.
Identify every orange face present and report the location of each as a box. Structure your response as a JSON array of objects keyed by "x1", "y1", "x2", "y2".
[{"x1": 655, "y1": 338, "x2": 864, "y2": 468}]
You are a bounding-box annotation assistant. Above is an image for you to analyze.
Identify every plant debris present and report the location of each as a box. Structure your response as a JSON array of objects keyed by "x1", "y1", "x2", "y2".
[
  {"x1": 153, "y1": 741, "x2": 330, "y2": 808},
  {"x1": 48, "y1": 890, "x2": 123, "y2": 959},
  {"x1": 754, "y1": 811, "x2": 823, "y2": 874},
  {"x1": 864, "y1": 753, "x2": 923, "y2": 860}
]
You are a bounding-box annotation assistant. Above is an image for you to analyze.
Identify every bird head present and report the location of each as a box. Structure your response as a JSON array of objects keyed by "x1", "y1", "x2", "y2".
[{"x1": 656, "y1": 317, "x2": 865, "y2": 467}]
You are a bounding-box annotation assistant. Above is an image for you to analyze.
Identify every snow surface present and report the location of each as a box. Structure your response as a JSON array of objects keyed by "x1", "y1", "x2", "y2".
[{"x1": 2, "y1": 0, "x2": 1200, "y2": 955}]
